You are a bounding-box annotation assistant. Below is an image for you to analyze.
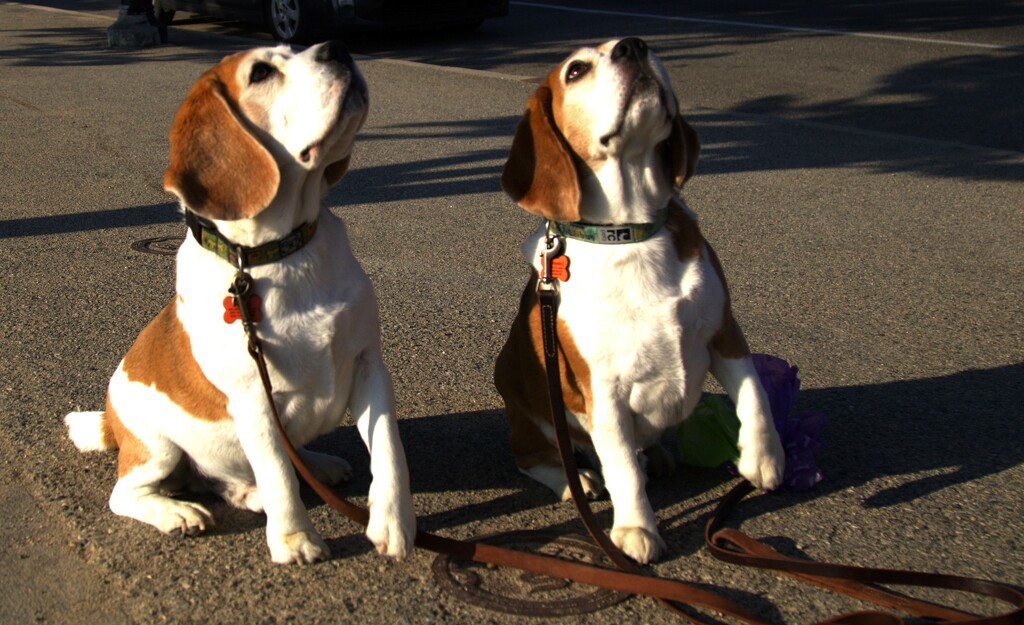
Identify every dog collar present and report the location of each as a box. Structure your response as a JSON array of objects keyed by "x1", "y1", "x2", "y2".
[
  {"x1": 185, "y1": 211, "x2": 317, "y2": 267},
  {"x1": 554, "y1": 207, "x2": 668, "y2": 244}
]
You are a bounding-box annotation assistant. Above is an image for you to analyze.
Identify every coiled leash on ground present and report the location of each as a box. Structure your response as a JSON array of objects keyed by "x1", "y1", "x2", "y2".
[{"x1": 230, "y1": 235, "x2": 1023, "y2": 625}]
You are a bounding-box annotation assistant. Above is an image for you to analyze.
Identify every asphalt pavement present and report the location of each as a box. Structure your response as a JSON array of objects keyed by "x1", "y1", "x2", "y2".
[{"x1": 0, "y1": 1, "x2": 1021, "y2": 624}]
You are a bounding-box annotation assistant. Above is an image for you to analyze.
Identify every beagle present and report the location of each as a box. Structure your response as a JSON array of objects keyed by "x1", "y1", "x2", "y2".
[
  {"x1": 495, "y1": 38, "x2": 785, "y2": 564},
  {"x1": 64, "y1": 41, "x2": 415, "y2": 564}
]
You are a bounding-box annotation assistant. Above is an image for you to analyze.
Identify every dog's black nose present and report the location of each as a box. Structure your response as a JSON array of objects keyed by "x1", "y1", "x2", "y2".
[
  {"x1": 315, "y1": 40, "x2": 353, "y2": 68},
  {"x1": 611, "y1": 37, "x2": 648, "y2": 62}
]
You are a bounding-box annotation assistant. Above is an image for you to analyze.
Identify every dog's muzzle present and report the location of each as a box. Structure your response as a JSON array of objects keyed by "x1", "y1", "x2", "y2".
[{"x1": 611, "y1": 37, "x2": 648, "y2": 63}]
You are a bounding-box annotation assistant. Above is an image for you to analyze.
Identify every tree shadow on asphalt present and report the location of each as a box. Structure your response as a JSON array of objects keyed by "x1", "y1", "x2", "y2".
[
  {"x1": 687, "y1": 108, "x2": 1023, "y2": 185},
  {"x1": 0, "y1": 202, "x2": 181, "y2": 239},
  {"x1": 329, "y1": 147, "x2": 511, "y2": 206},
  {"x1": 346, "y1": 1, "x2": 1024, "y2": 174},
  {"x1": 717, "y1": 0, "x2": 1024, "y2": 35},
  {"x1": 345, "y1": 0, "x2": 1024, "y2": 73},
  {"x1": 3, "y1": 6, "x2": 1019, "y2": 194},
  {"x1": 723, "y1": 50, "x2": 1024, "y2": 165},
  {"x1": 566, "y1": 0, "x2": 1024, "y2": 37}
]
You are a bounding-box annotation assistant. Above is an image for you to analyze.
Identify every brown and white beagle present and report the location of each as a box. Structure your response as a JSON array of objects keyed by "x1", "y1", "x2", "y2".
[
  {"x1": 64, "y1": 41, "x2": 415, "y2": 564},
  {"x1": 495, "y1": 38, "x2": 784, "y2": 564}
]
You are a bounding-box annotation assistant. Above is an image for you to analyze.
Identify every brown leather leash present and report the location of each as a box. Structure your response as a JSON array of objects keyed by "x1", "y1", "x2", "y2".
[
  {"x1": 230, "y1": 241, "x2": 1023, "y2": 625},
  {"x1": 532, "y1": 230, "x2": 1023, "y2": 625}
]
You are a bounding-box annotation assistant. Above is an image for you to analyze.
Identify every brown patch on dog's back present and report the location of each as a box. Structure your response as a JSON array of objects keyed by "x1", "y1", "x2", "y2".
[
  {"x1": 123, "y1": 298, "x2": 231, "y2": 423},
  {"x1": 527, "y1": 289, "x2": 592, "y2": 420}
]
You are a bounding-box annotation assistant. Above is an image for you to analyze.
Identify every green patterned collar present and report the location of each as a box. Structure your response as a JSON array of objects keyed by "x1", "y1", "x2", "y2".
[
  {"x1": 185, "y1": 211, "x2": 318, "y2": 268},
  {"x1": 553, "y1": 207, "x2": 668, "y2": 244}
]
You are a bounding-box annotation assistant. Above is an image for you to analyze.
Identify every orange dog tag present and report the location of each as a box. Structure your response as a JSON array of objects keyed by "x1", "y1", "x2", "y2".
[
  {"x1": 551, "y1": 255, "x2": 570, "y2": 281},
  {"x1": 541, "y1": 254, "x2": 570, "y2": 282},
  {"x1": 223, "y1": 295, "x2": 263, "y2": 324}
]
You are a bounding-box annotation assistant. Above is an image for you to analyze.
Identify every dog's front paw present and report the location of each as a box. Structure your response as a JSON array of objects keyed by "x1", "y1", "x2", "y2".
[
  {"x1": 737, "y1": 429, "x2": 785, "y2": 490},
  {"x1": 366, "y1": 491, "x2": 416, "y2": 560},
  {"x1": 268, "y1": 530, "x2": 329, "y2": 565},
  {"x1": 610, "y1": 526, "x2": 666, "y2": 565}
]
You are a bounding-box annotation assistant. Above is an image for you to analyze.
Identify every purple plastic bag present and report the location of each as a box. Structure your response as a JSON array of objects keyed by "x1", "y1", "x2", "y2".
[
  {"x1": 677, "y1": 354, "x2": 825, "y2": 491},
  {"x1": 745, "y1": 354, "x2": 825, "y2": 491}
]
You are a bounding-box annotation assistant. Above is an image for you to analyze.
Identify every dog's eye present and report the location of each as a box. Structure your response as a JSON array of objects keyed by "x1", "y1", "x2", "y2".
[
  {"x1": 249, "y1": 62, "x2": 276, "y2": 84},
  {"x1": 565, "y1": 61, "x2": 591, "y2": 83}
]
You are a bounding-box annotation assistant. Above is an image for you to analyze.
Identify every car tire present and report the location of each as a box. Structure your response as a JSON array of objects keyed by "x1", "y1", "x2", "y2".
[
  {"x1": 265, "y1": 0, "x2": 315, "y2": 44},
  {"x1": 152, "y1": 0, "x2": 175, "y2": 25}
]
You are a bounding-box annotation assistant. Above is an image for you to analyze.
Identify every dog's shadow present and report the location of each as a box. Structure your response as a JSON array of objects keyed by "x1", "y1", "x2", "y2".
[
  {"x1": 290, "y1": 362, "x2": 1023, "y2": 558},
  {"x1": 207, "y1": 362, "x2": 1022, "y2": 564}
]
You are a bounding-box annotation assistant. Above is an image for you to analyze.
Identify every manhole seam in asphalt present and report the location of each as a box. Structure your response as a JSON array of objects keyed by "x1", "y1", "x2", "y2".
[
  {"x1": 131, "y1": 236, "x2": 183, "y2": 256},
  {"x1": 432, "y1": 530, "x2": 631, "y2": 616}
]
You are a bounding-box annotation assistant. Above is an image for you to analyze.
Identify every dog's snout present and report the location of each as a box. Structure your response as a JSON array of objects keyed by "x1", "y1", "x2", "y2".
[
  {"x1": 611, "y1": 37, "x2": 648, "y2": 62},
  {"x1": 315, "y1": 40, "x2": 354, "y2": 68}
]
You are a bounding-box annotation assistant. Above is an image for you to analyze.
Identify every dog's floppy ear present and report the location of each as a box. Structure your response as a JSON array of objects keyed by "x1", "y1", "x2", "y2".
[
  {"x1": 164, "y1": 73, "x2": 280, "y2": 221},
  {"x1": 501, "y1": 85, "x2": 581, "y2": 222},
  {"x1": 664, "y1": 114, "x2": 700, "y2": 190},
  {"x1": 324, "y1": 156, "x2": 351, "y2": 187}
]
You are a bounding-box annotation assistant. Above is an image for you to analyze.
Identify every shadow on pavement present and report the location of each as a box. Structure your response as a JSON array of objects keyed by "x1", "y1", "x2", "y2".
[
  {"x1": 0, "y1": 202, "x2": 181, "y2": 238},
  {"x1": 298, "y1": 362, "x2": 1023, "y2": 545},
  {"x1": 729, "y1": 50, "x2": 1024, "y2": 161}
]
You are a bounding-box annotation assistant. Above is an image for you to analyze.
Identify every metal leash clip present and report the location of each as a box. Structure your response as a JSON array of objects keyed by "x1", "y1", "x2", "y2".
[
  {"x1": 537, "y1": 220, "x2": 565, "y2": 293},
  {"x1": 228, "y1": 246, "x2": 262, "y2": 355}
]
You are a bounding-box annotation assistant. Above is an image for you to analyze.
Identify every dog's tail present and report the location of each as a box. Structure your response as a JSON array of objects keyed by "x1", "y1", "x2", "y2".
[{"x1": 64, "y1": 411, "x2": 115, "y2": 452}]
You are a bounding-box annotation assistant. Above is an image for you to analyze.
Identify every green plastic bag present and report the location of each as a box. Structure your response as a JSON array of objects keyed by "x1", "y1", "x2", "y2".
[{"x1": 676, "y1": 395, "x2": 741, "y2": 468}]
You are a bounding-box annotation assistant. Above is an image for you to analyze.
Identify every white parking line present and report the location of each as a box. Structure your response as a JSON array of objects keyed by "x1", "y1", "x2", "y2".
[{"x1": 512, "y1": 1, "x2": 1024, "y2": 52}]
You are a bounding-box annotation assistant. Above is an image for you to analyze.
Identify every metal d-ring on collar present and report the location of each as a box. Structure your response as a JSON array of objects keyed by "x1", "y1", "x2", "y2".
[
  {"x1": 228, "y1": 246, "x2": 261, "y2": 356},
  {"x1": 537, "y1": 220, "x2": 565, "y2": 294}
]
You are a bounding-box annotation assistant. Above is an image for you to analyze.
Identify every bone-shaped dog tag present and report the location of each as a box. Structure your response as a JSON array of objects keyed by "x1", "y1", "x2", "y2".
[
  {"x1": 223, "y1": 295, "x2": 263, "y2": 324},
  {"x1": 549, "y1": 254, "x2": 570, "y2": 281}
]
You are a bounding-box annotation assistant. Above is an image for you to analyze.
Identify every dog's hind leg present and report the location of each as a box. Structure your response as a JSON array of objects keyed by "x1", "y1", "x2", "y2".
[
  {"x1": 213, "y1": 449, "x2": 350, "y2": 514},
  {"x1": 72, "y1": 388, "x2": 215, "y2": 535},
  {"x1": 297, "y1": 448, "x2": 353, "y2": 485},
  {"x1": 108, "y1": 428, "x2": 214, "y2": 536},
  {"x1": 508, "y1": 404, "x2": 604, "y2": 501}
]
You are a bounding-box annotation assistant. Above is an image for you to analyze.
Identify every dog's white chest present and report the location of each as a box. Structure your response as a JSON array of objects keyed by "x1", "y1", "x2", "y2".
[
  {"x1": 178, "y1": 213, "x2": 375, "y2": 444},
  {"x1": 527, "y1": 228, "x2": 726, "y2": 442}
]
